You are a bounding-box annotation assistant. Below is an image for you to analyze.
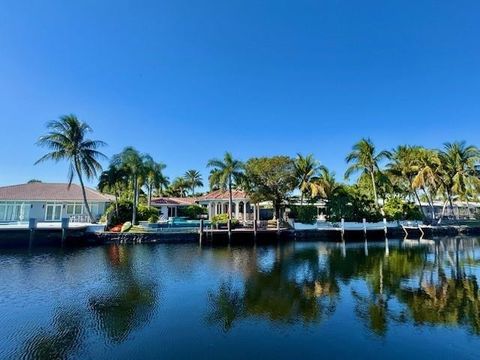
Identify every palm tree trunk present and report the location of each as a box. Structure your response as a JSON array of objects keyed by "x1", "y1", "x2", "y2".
[
  {"x1": 148, "y1": 184, "x2": 152, "y2": 208},
  {"x1": 228, "y1": 175, "x2": 234, "y2": 220},
  {"x1": 74, "y1": 161, "x2": 95, "y2": 223},
  {"x1": 370, "y1": 171, "x2": 378, "y2": 206},
  {"x1": 132, "y1": 175, "x2": 138, "y2": 225},
  {"x1": 300, "y1": 192, "x2": 304, "y2": 206},
  {"x1": 413, "y1": 189, "x2": 427, "y2": 220}
]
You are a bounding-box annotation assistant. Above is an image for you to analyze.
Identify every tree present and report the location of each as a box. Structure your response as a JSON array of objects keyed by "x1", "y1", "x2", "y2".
[
  {"x1": 345, "y1": 138, "x2": 390, "y2": 206},
  {"x1": 35, "y1": 114, "x2": 107, "y2": 223},
  {"x1": 439, "y1": 141, "x2": 480, "y2": 218},
  {"x1": 244, "y1": 156, "x2": 297, "y2": 219},
  {"x1": 111, "y1": 147, "x2": 145, "y2": 224},
  {"x1": 207, "y1": 152, "x2": 244, "y2": 220},
  {"x1": 143, "y1": 156, "x2": 167, "y2": 206},
  {"x1": 98, "y1": 164, "x2": 128, "y2": 218},
  {"x1": 165, "y1": 177, "x2": 189, "y2": 198},
  {"x1": 184, "y1": 169, "x2": 203, "y2": 197},
  {"x1": 294, "y1": 153, "x2": 321, "y2": 204}
]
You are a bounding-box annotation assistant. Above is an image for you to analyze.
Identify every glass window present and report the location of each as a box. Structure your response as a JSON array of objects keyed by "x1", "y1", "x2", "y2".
[
  {"x1": 6, "y1": 204, "x2": 13, "y2": 221},
  {"x1": 54, "y1": 206, "x2": 62, "y2": 220},
  {"x1": 0, "y1": 204, "x2": 5, "y2": 221},
  {"x1": 66, "y1": 204, "x2": 74, "y2": 215},
  {"x1": 75, "y1": 204, "x2": 83, "y2": 214},
  {"x1": 46, "y1": 205, "x2": 53, "y2": 220}
]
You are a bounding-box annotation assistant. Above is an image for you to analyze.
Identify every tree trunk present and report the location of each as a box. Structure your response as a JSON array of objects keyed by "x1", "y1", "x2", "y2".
[
  {"x1": 300, "y1": 192, "x2": 304, "y2": 206},
  {"x1": 148, "y1": 183, "x2": 152, "y2": 208},
  {"x1": 132, "y1": 175, "x2": 138, "y2": 225},
  {"x1": 75, "y1": 161, "x2": 95, "y2": 223},
  {"x1": 370, "y1": 171, "x2": 378, "y2": 206},
  {"x1": 228, "y1": 175, "x2": 233, "y2": 220},
  {"x1": 413, "y1": 189, "x2": 427, "y2": 220}
]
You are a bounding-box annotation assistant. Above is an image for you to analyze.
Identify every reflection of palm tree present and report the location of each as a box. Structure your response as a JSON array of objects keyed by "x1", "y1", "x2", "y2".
[
  {"x1": 18, "y1": 309, "x2": 84, "y2": 360},
  {"x1": 206, "y1": 247, "x2": 339, "y2": 332},
  {"x1": 89, "y1": 246, "x2": 157, "y2": 343},
  {"x1": 206, "y1": 282, "x2": 244, "y2": 332}
]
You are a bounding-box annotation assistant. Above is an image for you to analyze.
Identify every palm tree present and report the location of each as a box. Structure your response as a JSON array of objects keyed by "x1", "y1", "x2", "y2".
[
  {"x1": 111, "y1": 147, "x2": 144, "y2": 224},
  {"x1": 439, "y1": 141, "x2": 480, "y2": 218},
  {"x1": 387, "y1": 146, "x2": 429, "y2": 218},
  {"x1": 207, "y1": 152, "x2": 244, "y2": 220},
  {"x1": 315, "y1": 167, "x2": 339, "y2": 200},
  {"x1": 345, "y1": 138, "x2": 390, "y2": 206},
  {"x1": 143, "y1": 156, "x2": 167, "y2": 207},
  {"x1": 294, "y1": 154, "x2": 320, "y2": 204},
  {"x1": 184, "y1": 169, "x2": 203, "y2": 197},
  {"x1": 98, "y1": 164, "x2": 128, "y2": 218},
  {"x1": 35, "y1": 115, "x2": 107, "y2": 223},
  {"x1": 166, "y1": 177, "x2": 189, "y2": 198}
]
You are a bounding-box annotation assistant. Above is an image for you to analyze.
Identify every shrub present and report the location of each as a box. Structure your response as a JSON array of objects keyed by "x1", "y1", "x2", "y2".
[
  {"x1": 148, "y1": 214, "x2": 159, "y2": 223},
  {"x1": 179, "y1": 205, "x2": 207, "y2": 219},
  {"x1": 211, "y1": 214, "x2": 238, "y2": 226},
  {"x1": 384, "y1": 196, "x2": 422, "y2": 221},
  {"x1": 103, "y1": 200, "x2": 159, "y2": 225},
  {"x1": 289, "y1": 205, "x2": 317, "y2": 224}
]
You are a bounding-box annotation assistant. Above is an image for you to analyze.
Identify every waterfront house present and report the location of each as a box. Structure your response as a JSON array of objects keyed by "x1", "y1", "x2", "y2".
[
  {"x1": 197, "y1": 189, "x2": 255, "y2": 221},
  {"x1": 151, "y1": 197, "x2": 197, "y2": 221},
  {"x1": 0, "y1": 182, "x2": 112, "y2": 223}
]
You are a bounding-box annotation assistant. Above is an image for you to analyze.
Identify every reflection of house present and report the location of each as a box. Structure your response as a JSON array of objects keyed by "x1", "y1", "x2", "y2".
[
  {"x1": 0, "y1": 183, "x2": 112, "y2": 223},
  {"x1": 420, "y1": 201, "x2": 480, "y2": 220},
  {"x1": 197, "y1": 190, "x2": 255, "y2": 221},
  {"x1": 150, "y1": 197, "x2": 197, "y2": 221}
]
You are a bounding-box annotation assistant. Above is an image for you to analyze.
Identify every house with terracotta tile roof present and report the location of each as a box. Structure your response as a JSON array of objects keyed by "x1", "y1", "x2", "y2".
[
  {"x1": 197, "y1": 189, "x2": 256, "y2": 221},
  {"x1": 150, "y1": 196, "x2": 197, "y2": 220},
  {"x1": 0, "y1": 182, "x2": 113, "y2": 223}
]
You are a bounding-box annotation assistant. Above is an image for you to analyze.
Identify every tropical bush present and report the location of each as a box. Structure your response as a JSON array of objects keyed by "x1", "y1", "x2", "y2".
[
  {"x1": 103, "y1": 200, "x2": 159, "y2": 225},
  {"x1": 211, "y1": 214, "x2": 239, "y2": 226},
  {"x1": 289, "y1": 205, "x2": 317, "y2": 224},
  {"x1": 178, "y1": 205, "x2": 207, "y2": 219},
  {"x1": 148, "y1": 214, "x2": 159, "y2": 223},
  {"x1": 121, "y1": 222, "x2": 132, "y2": 232},
  {"x1": 383, "y1": 196, "x2": 422, "y2": 221},
  {"x1": 326, "y1": 185, "x2": 383, "y2": 222}
]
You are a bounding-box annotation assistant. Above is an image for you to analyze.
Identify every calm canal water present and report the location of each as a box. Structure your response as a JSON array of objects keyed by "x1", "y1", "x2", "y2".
[{"x1": 1, "y1": 237, "x2": 480, "y2": 359}]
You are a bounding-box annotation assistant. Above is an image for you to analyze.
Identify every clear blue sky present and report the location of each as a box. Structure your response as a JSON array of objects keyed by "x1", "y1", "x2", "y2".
[{"x1": 1, "y1": 0, "x2": 479, "y2": 190}]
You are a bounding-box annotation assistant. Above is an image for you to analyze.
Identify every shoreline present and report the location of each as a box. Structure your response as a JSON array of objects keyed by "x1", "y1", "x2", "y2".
[{"x1": 0, "y1": 224, "x2": 479, "y2": 248}]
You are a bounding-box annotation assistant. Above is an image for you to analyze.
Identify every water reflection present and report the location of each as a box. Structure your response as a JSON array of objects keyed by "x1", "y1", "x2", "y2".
[
  {"x1": 17, "y1": 308, "x2": 84, "y2": 360},
  {"x1": 207, "y1": 238, "x2": 480, "y2": 338},
  {"x1": 2, "y1": 238, "x2": 480, "y2": 359},
  {"x1": 89, "y1": 245, "x2": 158, "y2": 343}
]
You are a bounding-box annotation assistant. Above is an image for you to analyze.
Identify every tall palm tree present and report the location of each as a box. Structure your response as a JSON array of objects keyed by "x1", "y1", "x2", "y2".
[
  {"x1": 35, "y1": 115, "x2": 107, "y2": 223},
  {"x1": 111, "y1": 147, "x2": 144, "y2": 224},
  {"x1": 167, "y1": 177, "x2": 190, "y2": 198},
  {"x1": 207, "y1": 152, "x2": 244, "y2": 220},
  {"x1": 439, "y1": 141, "x2": 480, "y2": 218},
  {"x1": 387, "y1": 145, "x2": 428, "y2": 218},
  {"x1": 184, "y1": 169, "x2": 203, "y2": 197},
  {"x1": 143, "y1": 156, "x2": 167, "y2": 207},
  {"x1": 345, "y1": 138, "x2": 390, "y2": 206},
  {"x1": 294, "y1": 154, "x2": 320, "y2": 204},
  {"x1": 98, "y1": 164, "x2": 128, "y2": 218}
]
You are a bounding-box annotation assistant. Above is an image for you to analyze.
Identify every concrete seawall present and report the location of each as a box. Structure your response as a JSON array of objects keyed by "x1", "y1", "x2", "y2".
[{"x1": 1, "y1": 225, "x2": 479, "y2": 248}]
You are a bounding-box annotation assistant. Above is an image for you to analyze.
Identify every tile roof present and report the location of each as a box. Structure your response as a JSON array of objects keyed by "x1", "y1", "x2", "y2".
[
  {"x1": 0, "y1": 183, "x2": 114, "y2": 202},
  {"x1": 198, "y1": 189, "x2": 248, "y2": 201},
  {"x1": 151, "y1": 197, "x2": 197, "y2": 206}
]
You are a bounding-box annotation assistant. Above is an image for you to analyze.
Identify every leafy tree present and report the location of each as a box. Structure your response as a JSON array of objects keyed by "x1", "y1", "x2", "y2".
[
  {"x1": 439, "y1": 141, "x2": 480, "y2": 218},
  {"x1": 294, "y1": 154, "x2": 322, "y2": 204},
  {"x1": 165, "y1": 177, "x2": 190, "y2": 197},
  {"x1": 111, "y1": 147, "x2": 145, "y2": 224},
  {"x1": 244, "y1": 156, "x2": 296, "y2": 219},
  {"x1": 207, "y1": 152, "x2": 244, "y2": 220},
  {"x1": 345, "y1": 138, "x2": 390, "y2": 206},
  {"x1": 98, "y1": 164, "x2": 129, "y2": 218},
  {"x1": 35, "y1": 114, "x2": 107, "y2": 222},
  {"x1": 184, "y1": 169, "x2": 203, "y2": 197},
  {"x1": 143, "y1": 156, "x2": 167, "y2": 206}
]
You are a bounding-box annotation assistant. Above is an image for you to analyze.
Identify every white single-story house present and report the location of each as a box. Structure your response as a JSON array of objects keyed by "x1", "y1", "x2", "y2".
[
  {"x1": 420, "y1": 201, "x2": 480, "y2": 220},
  {"x1": 151, "y1": 197, "x2": 197, "y2": 221},
  {"x1": 0, "y1": 182, "x2": 113, "y2": 223}
]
